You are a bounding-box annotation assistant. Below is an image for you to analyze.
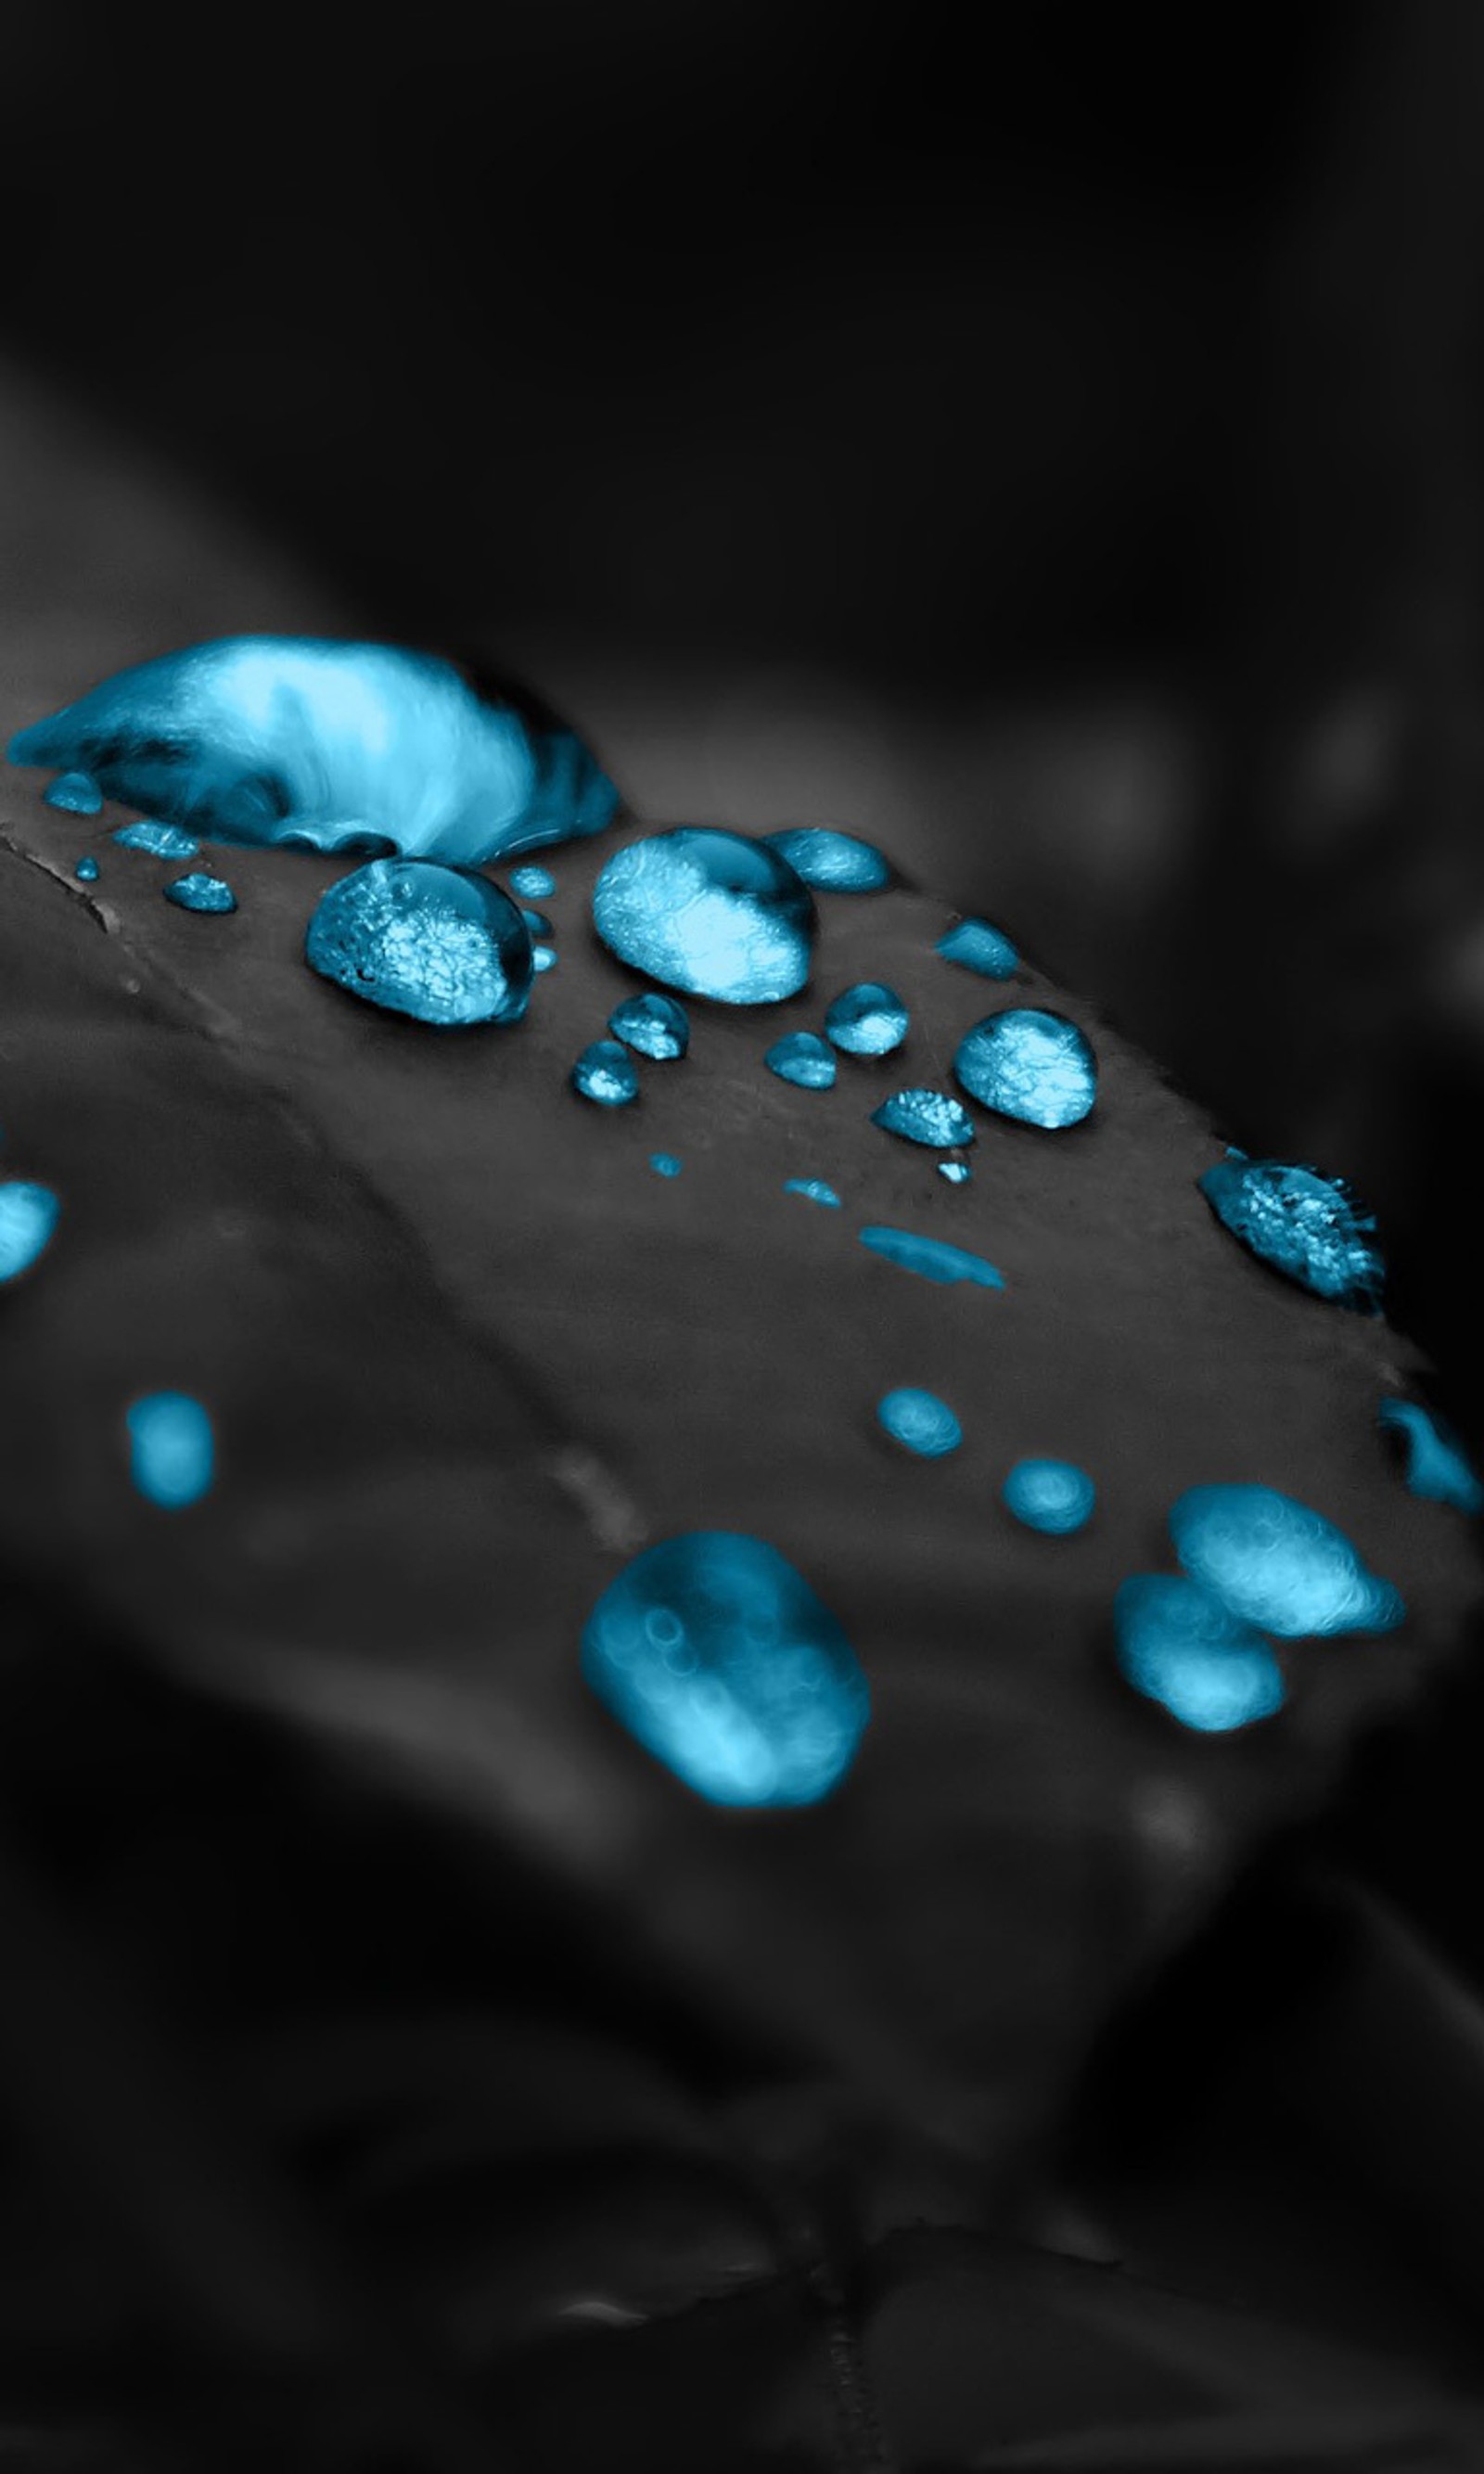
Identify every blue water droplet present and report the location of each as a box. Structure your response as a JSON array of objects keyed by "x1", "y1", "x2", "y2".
[
  {"x1": 1378, "y1": 1398, "x2": 1483, "y2": 1515},
  {"x1": 609, "y1": 992, "x2": 690, "y2": 1060},
  {"x1": 573, "y1": 1039, "x2": 640, "y2": 1107},
  {"x1": 582, "y1": 1532, "x2": 870, "y2": 1807},
  {"x1": 45, "y1": 770, "x2": 102, "y2": 815},
  {"x1": 113, "y1": 820, "x2": 200, "y2": 860},
  {"x1": 784, "y1": 1177, "x2": 841, "y2": 1208},
  {"x1": 877, "y1": 1388, "x2": 962, "y2": 1457},
  {"x1": 650, "y1": 1152, "x2": 683, "y2": 1178},
  {"x1": 859, "y1": 1225, "x2": 1004, "y2": 1288},
  {"x1": 825, "y1": 982, "x2": 908, "y2": 1057},
  {"x1": 937, "y1": 1160, "x2": 971, "y2": 1186},
  {"x1": 1198, "y1": 1156, "x2": 1383, "y2": 1310},
  {"x1": 305, "y1": 858, "x2": 533, "y2": 1026},
  {"x1": 953, "y1": 1007, "x2": 1096, "y2": 1128},
  {"x1": 1170, "y1": 1482, "x2": 1403, "y2": 1638},
  {"x1": 763, "y1": 827, "x2": 889, "y2": 892},
  {"x1": 532, "y1": 945, "x2": 558, "y2": 973},
  {"x1": 520, "y1": 905, "x2": 554, "y2": 938},
  {"x1": 1114, "y1": 1575, "x2": 1286, "y2": 1733},
  {"x1": 937, "y1": 917, "x2": 1018, "y2": 979},
  {"x1": 510, "y1": 863, "x2": 557, "y2": 900},
  {"x1": 871, "y1": 1089, "x2": 976, "y2": 1148},
  {"x1": 765, "y1": 1032, "x2": 837, "y2": 1090},
  {"x1": 0, "y1": 1181, "x2": 60, "y2": 1282},
  {"x1": 1003, "y1": 1458, "x2": 1095, "y2": 1534},
  {"x1": 593, "y1": 828, "x2": 814, "y2": 1004},
  {"x1": 74, "y1": 855, "x2": 99, "y2": 882},
  {"x1": 127, "y1": 1391, "x2": 214, "y2": 1509},
  {"x1": 163, "y1": 872, "x2": 237, "y2": 915}
]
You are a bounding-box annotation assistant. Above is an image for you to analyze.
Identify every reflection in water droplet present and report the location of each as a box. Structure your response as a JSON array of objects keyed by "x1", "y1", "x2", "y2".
[
  {"x1": 1170, "y1": 1482, "x2": 1403, "y2": 1637},
  {"x1": 765, "y1": 1032, "x2": 836, "y2": 1090},
  {"x1": 511, "y1": 864, "x2": 557, "y2": 900},
  {"x1": 954, "y1": 1008, "x2": 1096, "y2": 1128},
  {"x1": 45, "y1": 771, "x2": 102, "y2": 815},
  {"x1": 1198, "y1": 1156, "x2": 1383, "y2": 1310},
  {"x1": 825, "y1": 982, "x2": 908, "y2": 1057},
  {"x1": 305, "y1": 859, "x2": 532, "y2": 1025},
  {"x1": 877, "y1": 1388, "x2": 962, "y2": 1457},
  {"x1": 74, "y1": 855, "x2": 99, "y2": 882},
  {"x1": 859, "y1": 1225, "x2": 1004, "y2": 1288},
  {"x1": 520, "y1": 906, "x2": 553, "y2": 938},
  {"x1": 164, "y1": 872, "x2": 237, "y2": 915},
  {"x1": 938, "y1": 1160, "x2": 971, "y2": 1185},
  {"x1": 1379, "y1": 1397, "x2": 1483, "y2": 1514},
  {"x1": 113, "y1": 820, "x2": 200, "y2": 860},
  {"x1": 127, "y1": 1391, "x2": 214, "y2": 1508},
  {"x1": 763, "y1": 827, "x2": 889, "y2": 892},
  {"x1": 1003, "y1": 1458, "x2": 1095, "y2": 1534},
  {"x1": 573, "y1": 1040, "x2": 639, "y2": 1107},
  {"x1": 650, "y1": 1152, "x2": 683, "y2": 1178},
  {"x1": 937, "y1": 918, "x2": 1018, "y2": 978},
  {"x1": 871, "y1": 1089, "x2": 975, "y2": 1148},
  {"x1": 0, "y1": 1182, "x2": 60, "y2": 1282},
  {"x1": 582, "y1": 1532, "x2": 869, "y2": 1806},
  {"x1": 593, "y1": 829, "x2": 813, "y2": 1004},
  {"x1": 532, "y1": 946, "x2": 558, "y2": 973},
  {"x1": 609, "y1": 992, "x2": 690, "y2": 1060},
  {"x1": 784, "y1": 1178, "x2": 841, "y2": 1208},
  {"x1": 1115, "y1": 1575, "x2": 1286, "y2": 1733}
]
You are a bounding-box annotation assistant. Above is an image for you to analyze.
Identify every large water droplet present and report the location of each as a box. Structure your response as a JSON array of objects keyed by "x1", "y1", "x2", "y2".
[
  {"x1": 650, "y1": 1152, "x2": 683, "y2": 1178},
  {"x1": 74, "y1": 855, "x2": 99, "y2": 882},
  {"x1": 1198, "y1": 1154, "x2": 1383, "y2": 1310},
  {"x1": 858, "y1": 1226, "x2": 1004, "y2": 1288},
  {"x1": 511, "y1": 864, "x2": 557, "y2": 899},
  {"x1": 825, "y1": 982, "x2": 908, "y2": 1057},
  {"x1": 871, "y1": 1089, "x2": 975, "y2": 1149},
  {"x1": 1115, "y1": 1575, "x2": 1286, "y2": 1733},
  {"x1": 953, "y1": 1007, "x2": 1096, "y2": 1128},
  {"x1": 784, "y1": 1177, "x2": 841, "y2": 1208},
  {"x1": 113, "y1": 820, "x2": 200, "y2": 860},
  {"x1": 877, "y1": 1388, "x2": 962, "y2": 1457},
  {"x1": 1378, "y1": 1398, "x2": 1482, "y2": 1515},
  {"x1": 1003, "y1": 1458, "x2": 1095, "y2": 1534},
  {"x1": 305, "y1": 859, "x2": 532, "y2": 1026},
  {"x1": 763, "y1": 827, "x2": 889, "y2": 892},
  {"x1": 937, "y1": 918, "x2": 1017, "y2": 979},
  {"x1": 127, "y1": 1391, "x2": 214, "y2": 1508},
  {"x1": 582, "y1": 1532, "x2": 869, "y2": 1807},
  {"x1": 764, "y1": 1032, "x2": 837, "y2": 1090},
  {"x1": 45, "y1": 771, "x2": 102, "y2": 815},
  {"x1": 609, "y1": 992, "x2": 690, "y2": 1060},
  {"x1": 572, "y1": 1040, "x2": 640, "y2": 1107},
  {"x1": 593, "y1": 829, "x2": 813, "y2": 1004},
  {"x1": 0, "y1": 1181, "x2": 60, "y2": 1282},
  {"x1": 1170, "y1": 1482, "x2": 1403, "y2": 1638},
  {"x1": 164, "y1": 872, "x2": 237, "y2": 915}
]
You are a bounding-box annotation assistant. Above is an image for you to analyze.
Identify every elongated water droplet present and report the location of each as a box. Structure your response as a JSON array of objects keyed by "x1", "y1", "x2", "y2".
[
  {"x1": 825, "y1": 982, "x2": 908, "y2": 1057},
  {"x1": 954, "y1": 1007, "x2": 1096, "y2": 1128},
  {"x1": 937, "y1": 917, "x2": 1017, "y2": 978},
  {"x1": 573, "y1": 1040, "x2": 639, "y2": 1107},
  {"x1": 871, "y1": 1089, "x2": 975, "y2": 1148},
  {"x1": 127, "y1": 1391, "x2": 214, "y2": 1508},
  {"x1": 593, "y1": 828, "x2": 813, "y2": 1004},
  {"x1": 877, "y1": 1388, "x2": 962, "y2": 1457},
  {"x1": 532, "y1": 945, "x2": 557, "y2": 973},
  {"x1": 74, "y1": 855, "x2": 99, "y2": 882},
  {"x1": 1003, "y1": 1458, "x2": 1095, "y2": 1534},
  {"x1": 520, "y1": 905, "x2": 554, "y2": 938},
  {"x1": 305, "y1": 858, "x2": 532, "y2": 1026},
  {"x1": 510, "y1": 863, "x2": 557, "y2": 900},
  {"x1": 113, "y1": 820, "x2": 200, "y2": 860},
  {"x1": 45, "y1": 770, "x2": 102, "y2": 814},
  {"x1": 609, "y1": 992, "x2": 690, "y2": 1060},
  {"x1": 582, "y1": 1532, "x2": 869, "y2": 1807},
  {"x1": 1115, "y1": 1575, "x2": 1286, "y2": 1733},
  {"x1": 765, "y1": 1032, "x2": 836, "y2": 1090},
  {"x1": 1170, "y1": 1482, "x2": 1403, "y2": 1638},
  {"x1": 0, "y1": 1181, "x2": 60, "y2": 1281},
  {"x1": 784, "y1": 1177, "x2": 841, "y2": 1208},
  {"x1": 937, "y1": 1160, "x2": 971, "y2": 1185},
  {"x1": 1198, "y1": 1154, "x2": 1383, "y2": 1310},
  {"x1": 164, "y1": 872, "x2": 237, "y2": 915},
  {"x1": 650, "y1": 1152, "x2": 683, "y2": 1178},
  {"x1": 1379, "y1": 1397, "x2": 1483, "y2": 1514},
  {"x1": 859, "y1": 1225, "x2": 1004, "y2": 1288},
  {"x1": 763, "y1": 827, "x2": 889, "y2": 892}
]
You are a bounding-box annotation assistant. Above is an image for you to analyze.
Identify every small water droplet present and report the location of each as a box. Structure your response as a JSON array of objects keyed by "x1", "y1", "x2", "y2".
[
  {"x1": 764, "y1": 1032, "x2": 836, "y2": 1090},
  {"x1": 859, "y1": 1225, "x2": 1004, "y2": 1288},
  {"x1": 113, "y1": 820, "x2": 200, "y2": 860},
  {"x1": 937, "y1": 917, "x2": 1018, "y2": 978},
  {"x1": 1115, "y1": 1575, "x2": 1286, "y2": 1733},
  {"x1": 45, "y1": 771, "x2": 102, "y2": 815},
  {"x1": 1198, "y1": 1156, "x2": 1383, "y2": 1310},
  {"x1": 532, "y1": 945, "x2": 558, "y2": 973},
  {"x1": 126, "y1": 1391, "x2": 214, "y2": 1508},
  {"x1": 1002, "y1": 1458, "x2": 1095, "y2": 1534},
  {"x1": 511, "y1": 863, "x2": 557, "y2": 900},
  {"x1": 871, "y1": 1089, "x2": 975, "y2": 1148},
  {"x1": 650, "y1": 1152, "x2": 683, "y2": 1178},
  {"x1": 74, "y1": 855, "x2": 100, "y2": 882},
  {"x1": 163, "y1": 872, "x2": 237, "y2": 915},
  {"x1": 877, "y1": 1388, "x2": 962, "y2": 1457},
  {"x1": 938, "y1": 1160, "x2": 971, "y2": 1185},
  {"x1": 825, "y1": 982, "x2": 908, "y2": 1057},
  {"x1": 520, "y1": 905, "x2": 554, "y2": 938},
  {"x1": 784, "y1": 1177, "x2": 841, "y2": 1208},
  {"x1": 762, "y1": 827, "x2": 889, "y2": 892},
  {"x1": 609, "y1": 992, "x2": 690, "y2": 1060},
  {"x1": 593, "y1": 829, "x2": 813, "y2": 1004},
  {"x1": 954, "y1": 1008, "x2": 1096, "y2": 1128},
  {"x1": 582, "y1": 1532, "x2": 870, "y2": 1807},
  {"x1": 1170, "y1": 1482, "x2": 1403, "y2": 1638},
  {"x1": 0, "y1": 1181, "x2": 60, "y2": 1281},
  {"x1": 572, "y1": 1039, "x2": 639, "y2": 1107},
  {"x1": 1379, "y1": 1397, "x2": 1483, "y2": 1514},
  {"x1": 305, "y1": 859, "x2": 532, "y2": 1025}
]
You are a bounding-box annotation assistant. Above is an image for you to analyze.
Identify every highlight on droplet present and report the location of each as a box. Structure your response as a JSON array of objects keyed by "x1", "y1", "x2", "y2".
[{"x1": 126, "y1": 1391, "x2": 214, "y2": 1508}]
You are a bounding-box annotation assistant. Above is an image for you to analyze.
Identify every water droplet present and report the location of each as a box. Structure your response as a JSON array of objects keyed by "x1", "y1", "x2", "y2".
[
  {"x1": 609, "y1": 992, "x2": 690, "y2": 1060},
  {"x1": 44, "y1": 770, "x2": 102, "y2": 815},
  {"x1": 1379, "y1": 1398, "x2": 1483, "y2": 1514},
  {"x1": 573, "y1": 1040, "x2": 639, "y2": 1107},
  {"x1": 938, "y1": 1160, "x2": 971, "y2": 1186},
  {"x1": 1003, "y1": 1458, "x2": 1095, "y2": 1534},
  {"x1": 305, "y1": 859, "x2": 532, "y2": 1026},
  {"x1": 1115, "y1": 1575, "x2": 1286, "y2": 1733},
  {"x1": 877, "y1": 1388, "x2": 962, "y2": 1457},
  {"x1": 163, "y1": 872, "x2": 237, "y2": 915},
  {"x1": 0, "y1": 1181, "x2": 60, "y2": 1281},
  {"x1": 871, "y1": 1089, "x2": 975, "y2": 1148},
  {"x1": 74, "y1": 855, "x2": 99, "y2": 882},
  {"x1": 113, "y1": 820, "x2": 200, "y2": 860},
  {"x1": 859, "y1": 1225, "x2": 1004, "y2": 1288},
  {"x1": 937, "y1": 917, "x2": 1018, "y2": 978},
  {"x1": 593, "y1": 828, "x2": 813, "y2": 1005},
  {"x1": 763, "y1": 827, "x2": 889, "y2": 892},
  {"x1": 650, "y1": 1152, "x2": 683, "y2": 1178},
  {"x1": 510, "y1": 863, "x2": 557, "y2": 900},
  {"x1": 532, "y1": 945, "x2": 558, "y2": 973},
  {"x1": 765, "y1": 1032, "x2": 837, "y2": 1090},
  {"x1": 784, "y1": 1177, "x2": 841, "y2": 1208},
  {"x1": 582, "y1": 1532, "x2": 870, "y2": 1807},
  {"x1": 520, "y1": 905, "x2": 554, "y2": 938},
  {"x1": 825, "y1": 982, "x2": 908, "y2": 1057},
  {"x1": 126, "y1": 1391, "x2": 214, "y2": 1508},
  {"x1": 953, "y1": 1008, "x2": 1096, "y2": 1128},
  {"x1": 1198, "y1": 1155, "x2": 1383, "y2": 1310},
  {"x1": 1170, "y1": 1482, "x2": 1403, "y2": 1638}
]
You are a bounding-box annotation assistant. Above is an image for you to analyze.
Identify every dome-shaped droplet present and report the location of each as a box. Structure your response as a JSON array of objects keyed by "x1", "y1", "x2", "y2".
[
  {"x1": 877, "y1": 1388, "x2": 962, "y2": 1457},
  {"x1": 1003, "y1": 1458, "x2": 1095, "y2": 1534},
  {"x1": 593, "y1": 829, "x2": 813, "y2": 1005},
  {"x1": 511, "y1": 863, "x2": 557, "y2": 900},
  {"x1": 937, "y1": 918, "x2": 1017, "y2": 979},
  {"x1": 825, "y1": 982, "x2": 908, "y2": 1057},
  {"x1": 305, "y1": 859, "x2": 532, "y2": 1026},
  {"x1": 1169, "y1": 1482, "x2": 1403, "y2": 1638},
  {"x1": 953, "y1": 1008, "x2": 1096, "y2": 1128},
  {"x1": 784, "y1": 1177, "x2": 841, "y2": 1208},
  {"x1": 74, "y1": 855, "x2": 99, "y2": 882},
  {"x1": 609, "y1": 992, "x2": 690, "y2": 1060},
  {"x1": 127, "y1": 1391, "x2": 214, "y2": 1508},
  {"x1": 113, "y1": 820, "x2": 200, "y2": 860},
  {"x1": 45, "y1": 770, "x2": 102, "y2": 814},
  {"x1": 0, "y1": 1181, "x2": 60, "y2": 1282},
  {"x1": 858, "y1": 1226, "x2": 1004, "y2": 1288},
  {"x1": 937, "y1": 1160, "x2": 971, "y2": 1186},
  {"x1": 871, "y1": 1089, "x2": 975, "y2": 1149},
  {"x1": 1115, "y1": 1575, "x2": 1286, "y2": 1733},
  {"x1": 1379, "y1": 1398, "x2": 1483, "y2": 1514},
  {"x1": 164, "y1": 872, "x2": 237, "y2": 915},
  {"x1": 765, "y1": 1032, "x2": 837, "y2": 1090},
  {"x1": 572, "y1": 1040, "x2": 639, "y2": 1107},
  {"x1": 1198, "y1": 1154, "x2": 1383, "y2": 1310},
  {"x1": 763, "y1": 827, "x2": 889, "y2": 892},
  {"x1": 532, "y1": 945, "x2": 558, "y2": 974},
  {"x1": 582, "y1": 1532, "x2": 869, "y2": 1807}
]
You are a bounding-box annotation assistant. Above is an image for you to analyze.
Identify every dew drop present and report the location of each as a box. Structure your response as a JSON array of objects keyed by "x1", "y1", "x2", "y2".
[
  {"x1": 74, "y1": 855, "x2": 99, "y2": 882},
  {"x1": 763, "y1": 827, "x2": 889, "y2": 892},
  {"x1": 825, "y1": 982, "x2": 908, "y2": 1057},
  {"x1": 1170, "y1": 1482, "x2": 1403, "y2": 1638},
  {"x1": 532, "y1": 945, "x2": 558, "y2": 973},
  {"x1": 877, "y1": 1388, "x2": 962, "y2": 1458},
  {"x1": 938, "y1": 1160, "x2": 971, "y2": 1186},
  {"x1": 1003, "y1": 1458, "x2": 1095, "y2": 1534},
  {"x1": 953, "y1": 1007, "x2": 1096, "y2": 1128},
  {"x1": 765, "y1": 1032, "x2": 837, "y2": 1090},
  {"x1": 1379, "y1": 1398, "x2": 1482, "y2": 1515},
  {"x1": 1114, "y1": 1575, "x2": 1286, "y2": 1733},
  {"x1": 164, "y1": 872, "x2": 237, "y2": 915},
  {"x1": 573, "y1": 1040, "x2": 639, "y2": 1107},
  {"x1": 784, "y1": 1177, "x2": 841, "y2": 1208},
  {"x1": 871, "y1": 1089, "x2": 975, "y2": 1149},
  {"x1": 520, "y1": 905, "x2": 554, "y2": 938},
  {"x1": 609, "y1": 992, "x2": 690, "y2": 1060},
  {"x1": 45, "y1": 770, "x2": 102, "y2": 815},
  {"x1": 593, "y1": 828, "x2": 813, "y2": 1005},
  {"x1": 127, "y1": 1391, "x2": 214, "y2": 1509},
  {"x1": 113, "y1": 820, "x2": 200, "y2": 860},
  {"x1": 859, "y1": 1225, "x2": 1004, "y2": 1288},
  {"x1": 0, "y1": 1181, "x2": 60, "y2": 1282},
  {"x1": 305, "y1": 858, "x2": 532, "y2": 1026},
  {"x1": 511, "y1": 863, "x2": 557, "y2": 900},
  {"x1": 650, "y1": 1152, "x2": 683, "y2": 1178},
  {"x1": 1198, "y1": 1154, "x2": 1383, "y2": 1310},
  {"x1": 582, "y1": 1532, "x2": 870, "y2": 1807},
  {"x1": 937, "y1": 917, "x2": 1018, "y2": 978}
]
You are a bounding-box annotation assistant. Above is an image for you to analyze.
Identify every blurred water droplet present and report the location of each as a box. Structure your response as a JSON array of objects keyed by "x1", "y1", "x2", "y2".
[
  {"x1": 532, "y1": 945, "x2": 558, "y2": 973},
  {"x1": 784, "y1": 1177, "x2": 840, "y2": 1208},
  {"x1": 127, "y1": 1391, "x2": 214, "y2": 1509},
  {"x1": 650, "y1": 1152, "x2": 683, "y2": 1178},
  {"x1": 593, "y1": 829, "x2": 813, "y2": 1004},
  {"x1": 305, "y1": 859, "x2": 532, "y2": 1026},
  {"x1": 937, "y1": 917, "x2": 1018, "y2": 978},
  {"x1": 1115, "y1": 1575, "x2": 1286, "y2": 1733},
  {"x1": 609, "y1": 992, "x2": 690, "y2": 1060},
  {"x1": 871, "y1": 1089, "x2": 975, "y2": 1148},
  {"x1": 572, "y1": 1040, "x2": 639, "y2": 1107},
  {"x1": 1379, "y1": 1397, "x2": 1483, "y2": 1514},
  {"x1": 954, "y1": 1007, "x2": 1096, "y2": 1129},
  {"x1": 877, "y1": 1388, "x2": 962, "y2": 1457},
  {"x1": 511, "y1": 864, "x2": 557, "y2": 900},
  {"x1": 937, "y1": 1160, "x2": 971, "y2": 1186},
  {"x1": 0, "y1": 1181, "x2": 60, "y2": 1282},
  {"x1": 113, "y1": 820, "x2": 200, "y2": 860},
  {"x1": 859, "y1": 1226, "x2": 1003, "y2": 1288},
  {"x1": 763, "y1": 827, "x2": 889, "y2": 892},
  {"x1": 74, "y1": 855, "x2": 99, "y2": 882},
  {"x1": 825, "y1": 982, "x2": 908, "y2": 1057},
  {"x1": 764, "y1": 1032, "x2": 836, "y2": 1090},
  {"x1": 1198, "y1": 1155, "x2": 1383, "y2": 1310},
  {"x1": 163, "y1": 872, "x2": 237, "y2": 915},
  {"x1": 520, "y1": 906, "x2": 554, "y2": 938},
  {"x1": 1002, "y1": 1458, "x2": 1095, "y2": 1534},
  {"x1": 1170, "y1": 1482, "x2": 1403, "y2": 1637},
  {"x1": 45, "y1": 770, "x2": 102, "y2": 814}
]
